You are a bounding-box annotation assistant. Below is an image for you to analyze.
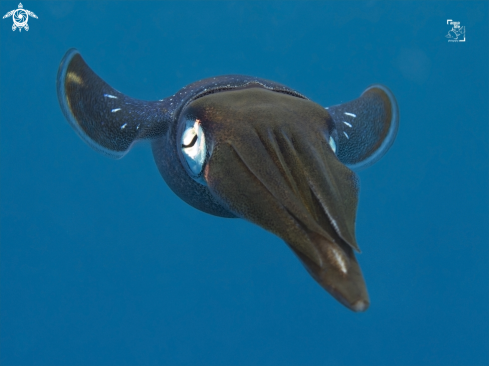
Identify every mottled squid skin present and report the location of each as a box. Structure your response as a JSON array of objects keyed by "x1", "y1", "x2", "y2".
[{"x1": 57, "y1": 48, "x2": 399, "y2": 312}]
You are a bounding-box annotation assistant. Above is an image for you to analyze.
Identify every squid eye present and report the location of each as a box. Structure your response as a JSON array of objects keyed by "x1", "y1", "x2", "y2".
[{"x1": 181, "y1": 119, "x2": 206, "y2": 175}]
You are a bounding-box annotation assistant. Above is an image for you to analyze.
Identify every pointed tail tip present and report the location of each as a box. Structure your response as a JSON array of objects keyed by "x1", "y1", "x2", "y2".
[
  {"x1": 330, "y1": 282, "x2": 370, "y2": 312},
  {"x1": 290, "y1": 237, "x2": 371, "y2": 312},
  {"x1": 350, "y1": 298, "x2": 370, "y2": 312},
  {"x1": 333, "y1": 287, "x2": 370, "y2": 312}
]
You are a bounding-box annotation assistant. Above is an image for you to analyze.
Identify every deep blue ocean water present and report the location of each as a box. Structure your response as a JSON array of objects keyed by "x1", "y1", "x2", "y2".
[{"x1": 1, "y1": 1, "x2": 488, "y2": 365}]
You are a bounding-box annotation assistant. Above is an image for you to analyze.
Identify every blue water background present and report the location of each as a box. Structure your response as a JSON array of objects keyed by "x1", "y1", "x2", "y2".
[{"x1": 1, "y1": 1, "x2": 488, "y2": 365}]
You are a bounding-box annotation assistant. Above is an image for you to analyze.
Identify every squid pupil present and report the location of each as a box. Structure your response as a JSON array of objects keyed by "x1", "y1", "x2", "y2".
[{"x1": 182, "y1": 134, "x2": 198, "y2": 148}]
